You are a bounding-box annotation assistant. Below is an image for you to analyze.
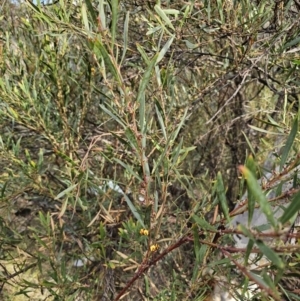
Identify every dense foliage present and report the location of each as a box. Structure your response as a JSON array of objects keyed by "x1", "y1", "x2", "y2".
[{"x1": 0, "y1": 0, "x2": 300, "y2": 300}]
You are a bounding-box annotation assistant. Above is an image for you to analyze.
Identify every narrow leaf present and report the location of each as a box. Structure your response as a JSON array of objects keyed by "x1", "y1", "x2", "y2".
[
  {"x1": 216, "y1": 0, "x2": 224, "y2": 23},
  {"x1": 192, "y1": 225, "x2": 201, "y2": 264},
  {"x1": 172, "y1": 108, "x2": 188, "y2": 141},
  {"x1": 84, "y1": 0, "x2": 97, "y2": 23},
  {"x1": 157, "y1": 36, "x2": 174, "y2": 64},
  {"x1": 245, "y1": 155, "x2": 257, "y2": 225},
  {"x1": 143, "y1": 204, "x2": 152, "y2": 229},
  {"x1": 155, "y1": 103, "x2": 167, "y2": 140},
  {"x1": 154, "y1": 5, "x2": 175, "y2": 30},
  {"x1": 98, "y1": 0, "x2": 106, "y2": 29},
  {"x1": 99, "y1": 104, "x2": 126, "y2": 128},
  {"x1": 280, "y1": 116, "x2": 298, "y2": 171},
  {"x1": 245, "y1": 239, "x2": 255, "y2": 266},
  {"x1": 55, "y1": 184, "x2": 78, "y2": 200},
  {"x1": 216, "y1": 172, "x2": 230, "y2": 223},
  {"x1": 114, "y1": 158, "x2": 142, "y2": 182},
  {"x1": 110, "y1": 0, "x2": 118, "y2": 46},
  {"x1": 283, "y1": 36, "x2": 300, "y2": 50},
  {"x1": 192, "y1": 214, "x2": 215, "y2": 231},
  {"x1": 163, "y1": 9, "x2": 180, "y2": 15},
  {"x1": 136, "y1": 43, "x2": 150, "y2": 65},
  {"x1": 125, "y1": 128, "x2": 139, "y2": 152},
  {"x1": 139, "y1": 92, "x2": 146, "y2": 134},
  {"x1": 93, "y1": 40, "x2": 121, "y2": 83},
  {"x1": 248, "y1": 124, "x2": 279, "y2": 135},
  {"x1": 242, "y1": 130, "x2": 256, "y2": 156},
  {"x1": 171, "y1": 138, "x2": 183, "y2": 168},
  {"x1": 279, "y1": 190, "x2": 300, "y2": 225},
  {"x1": 256, "y1": 239, "x2": 285, "y2": 269},
  {"x1": 81, "y1": 2, "x2": 90, "y2": 33},
  {"x1": 121, "y1": 11, "x2": 129, "y2": 64},
  {"x1": 136, "y1": 54, "x2": 158, "y2": 104},
  {"x1": 262, "y1": 270, "x2": 278, "y2": 291},
  {"x1": 198, "y1": 244, "x2": 208, "y2": 265},
  {"x1": 58, "y1": 198, "x2": 69, "y2": 218},
  {"x1": 239, "y1": 166, "x2": 277, "y2": 228},
  {"x1": 123, "y1": 194, "x2": 145, "y2": 227},
  {"x1": 248, "y1": 272, "x2": 270, "y2": 291}
]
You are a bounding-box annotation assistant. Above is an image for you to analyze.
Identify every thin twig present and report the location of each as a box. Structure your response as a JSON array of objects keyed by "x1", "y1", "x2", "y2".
[
  {"x1": 112, "y1": 236, "x2": 189, "y2": 301},
  {"x1": 221, "y1": 248, "x2": 283, "y2": 301}
]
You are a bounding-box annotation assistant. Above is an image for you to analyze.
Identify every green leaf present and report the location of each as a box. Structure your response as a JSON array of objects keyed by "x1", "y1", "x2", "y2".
[
  {"x1": 125, "y1": 127, "x2": 139, "y2": 152},
  {"x1": 192, "y1": 225, "x2": 201, "y2": 264},
  {"x1": 171, "y1": 138, "x2": 183, "y2": 168},
  {"x1": 136, "y1": 43, "x2": 151, "y2": 65},
  {"x1": 38, "y1": 211, "x2": 50, "y2": 231},
  {"x1": 238, "y1": 224, "x2": 255, "y2": 240},
  {"x1": 151, "y1": 140, "x2": 170, "y2": 175},
  {"x1": 154, "y1": 5, "x2": 175, "y2": 30},
  {"x1": 280, "y1": 116, "x2": 298, "y2": 171},
  {"x1": 157, "y1": 36, "x2": 174, "y2": 64},
  {"x1": 155, "y1": 102, "x2": 167, "y2": 140},
  {"x1": 114, "y1": 158, "x2": 142, "y2": 182},
  {"x1": 137, "y1": 54, "x2": 158, "y2": 105},
  {"x1": 55, "y1": 184, "x2": 78, "y2": 200},
  {"x1": 0, "y1": 181, "x2": 8, "y2": 198},
  {"x1": 261, "y1": 270, "x2": 278, "y2": 291},
  {"x1": 208, "y1": 257, "x2": 231, "y2": 268},
  {"x1": 192, "y1": 214, "x2": 215, "y2": 231},
  {"x1": 172, "y1": 108, "x2": 188, "y2": 142},
  {"x1": 247, "y1": 272, "x2": 269, "y2": 290},
  {"x1": 292, "y1": 59, "x2": 300, "y2": 66},
  {"x1": 98, "y1": 0, "x2": 106, "y2": 29},
  {"x1": 245, "y1": 155, "x2": 257, "y2": 226},
  {"x1": 198, "y1": 244, "x2": 208, "y2": 266},
  {"x1": 248, "y1": 124, "x2": 279, "y2": 135},
  {"x1": 256, "y1": 239, "x2": 285, "y2": 269},
  {"x1": 139, "y1": 93, "x2": 146, "y2": 134},
  {"x1": 137, "y1": 54, "x2": 158, "y2": 155},
  {"x1": 279, "y1": 190, "x2": 300, "y2": 225},
  {"x1": 283, "y1": 36, "x2": 300, "y2": 50},
  {"x1": 216, "y1": 0, "x2": 224, "y2": 23},
  {"x1": 216, "y1": 172, "x2": 230, "y2": 223},
  {"x1": 110, "y1": 0, "x2": 119, "y2": 47},
  {"x1": 245, "y1": 239, "x2": 255, "y2": 266},
  {"x1": 163, "y1": 9, "x2": 180, "y2": 15},
  {"x1": 84, "y1": 0, "x2": 97, "y2": 23},
  {"x1": 274, "y1": 267, "x2": 284, "y2": 285},
  {"x1": 37, "y1": 148, "x2": 44, "y2": 171},
  {"x1": 239, "y1": 166, "x2": 277, "y2": 228},
  {"x1": 81, "y1": 2, "x2": 90, "y2": 33},
  {"x1": 99, "y1": 104, "x2": 126, "y2": 128},
  {"x1": 58, "y1": 198, "x2": 69, "y2": 218},
  {"x1": 26, "y1": 1, "x2": 53, "y2": 25},
  {"x1": 123, "y1": 194, "x2": 145, "y2": 227},
  {"x1": 183, "y1": 40, "x2": 199, "y2": 50},
  {"x1": 7, "y1": 106, "x2": 19, "y2": 120},
  {"x1": 93, "y1": 40, "x2": 121, "y2": 84},
  {"x1": 121, "y1": 11, "x2": 129, "y2": 64},
  {"x1": 242, "y1": 131, "x2": 256, "y2": 156},
  {"x1": 99, "y1": 222, "x2": 106, "y2": 240},
  {"x1": 142, "y1": 204, "x2": 152, "y2": 229}
]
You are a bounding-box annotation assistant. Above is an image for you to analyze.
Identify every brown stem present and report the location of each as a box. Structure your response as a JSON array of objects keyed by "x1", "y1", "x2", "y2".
[
  {"x1": 113, "y1": 236, "x2": 189, "y2": 301},
  {"x1": 221, "y1": 248, "x2": 283, "y2": 301}
]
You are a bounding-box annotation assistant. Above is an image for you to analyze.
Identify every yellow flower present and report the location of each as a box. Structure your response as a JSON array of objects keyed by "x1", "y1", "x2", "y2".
[
  {"x1": 150, "y1": 244, "x2": 159, "y2": 252},
  {"x1": 139, "y1": 229, "x2": 149, "y2": 236}
]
